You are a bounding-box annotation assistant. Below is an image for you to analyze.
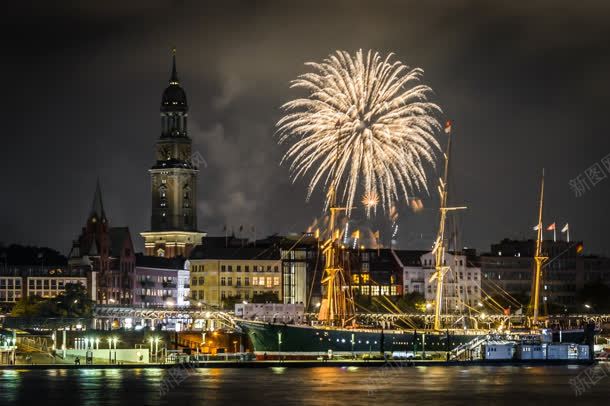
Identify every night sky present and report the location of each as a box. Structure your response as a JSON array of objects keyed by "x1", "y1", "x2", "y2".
[{"x1": 2, "y1": 1, "x2": 610, "y2": 256}]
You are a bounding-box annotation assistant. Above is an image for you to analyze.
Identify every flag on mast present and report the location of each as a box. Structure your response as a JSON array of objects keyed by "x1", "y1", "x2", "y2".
[
  {"x1": 561, "y1": 223, "x2": 570, "y2": 242},
  {"x1": 547, "y1": 223, "x2": 556, "y2": 242}
]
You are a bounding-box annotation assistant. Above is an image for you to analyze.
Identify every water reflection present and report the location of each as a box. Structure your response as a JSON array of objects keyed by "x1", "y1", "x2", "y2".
[{"x1": 0, "y1": 366, "x2": 607, "y2": 406}]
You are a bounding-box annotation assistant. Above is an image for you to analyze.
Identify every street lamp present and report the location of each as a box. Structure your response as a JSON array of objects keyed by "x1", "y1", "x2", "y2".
[
  {"x1": 112, "y1": 336, "x2": 118, "y2": 350},
  {"x1": 149, "y1": 337, "x2": 154, "y2": 363},
  {"x1": 277, "y1": 332, "x2": 282, "y2": 362},
  {"x1": 154, "y1": 337, "x2": 160, "y2": 363}
]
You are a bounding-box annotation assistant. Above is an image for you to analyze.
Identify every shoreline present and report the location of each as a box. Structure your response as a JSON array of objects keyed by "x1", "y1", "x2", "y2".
[{"x1": 0, "y1": 359, "x2": 596, "y2": 370}]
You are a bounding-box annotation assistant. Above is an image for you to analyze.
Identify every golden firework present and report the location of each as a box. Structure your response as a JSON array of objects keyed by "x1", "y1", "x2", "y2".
[{"x1": 277, "y1": 49, "x2": 441, "y2": 215}]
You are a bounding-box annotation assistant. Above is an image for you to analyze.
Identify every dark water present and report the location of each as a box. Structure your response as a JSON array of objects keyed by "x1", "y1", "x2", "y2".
[{"x1": 0, "y1": 365, "x2": 606, "y2": 405}]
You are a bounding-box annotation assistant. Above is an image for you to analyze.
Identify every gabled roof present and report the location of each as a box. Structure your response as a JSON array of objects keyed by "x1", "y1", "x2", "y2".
[
  {"x1": 189, "y1": 244, "x2": 280, "y2": 261},
  {"x1": 136, "y1": 254, "x2": 185, "y2": 269},
  {"x1": 393, "y1": 249, "x2": 428, "y2": 267}
]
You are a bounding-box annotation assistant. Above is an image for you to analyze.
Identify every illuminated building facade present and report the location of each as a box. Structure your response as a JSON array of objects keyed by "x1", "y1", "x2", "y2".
[{"x1": 188, "y1": 237, "x2": 282, "y2": 308}]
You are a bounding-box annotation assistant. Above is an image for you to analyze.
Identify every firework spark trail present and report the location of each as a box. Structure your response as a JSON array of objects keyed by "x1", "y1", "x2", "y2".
[{"x1": 277, "y1": 49, "x2": 442, "y2": 216}]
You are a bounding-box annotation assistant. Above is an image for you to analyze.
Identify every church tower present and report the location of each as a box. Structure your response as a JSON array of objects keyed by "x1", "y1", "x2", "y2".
[{"x1": 140, "y1": 50, "x2": 205, "y2": 258}]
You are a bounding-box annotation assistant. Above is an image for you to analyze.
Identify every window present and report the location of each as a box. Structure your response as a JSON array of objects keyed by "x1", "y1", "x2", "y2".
[
  {"x1": 267, "y1": 266, "x2": 271, "y2": 272},
  {"x1": 245, "y1": 277, "x2": 250, "y2": 286},
  {"x1": 227, "y1": 277, "x2": 233, "y2": 286},
  {"x1": 236, "y1": 277, "x2": 241, "y2": 287},
  {"x1": 198, "y1": 277, "x2": 204, "y2": 285},
  {"x1": 245, "y1": 265, "x2": 250, "y2": 272},
  {"x1": 361, "y1": 274, "x2": 370, "y2": 283},
  {"x1": 252, "y1": 277, "x2": 258, "y2": 285},
  {"x1": 361, "y1": 286, "x2": 370, "y2": 295},
  {"x1": 352, "y1": 274, "x2": 360, "y2": 284},
  {"x1": 274, "y1": 266, "x2": 279, "y2": 273},
  {"x1": 191, "y1": 278, "x2": 197, "y2": 286},
  {"x1": 260, "y1": 278, "x2": 266, "y2": 287},
  {"x1": 371, "y1": 286, "x2": 380, "y2": 296},
  {"x1": 221, "y1": 277, "x2": 226, "y2": 286},
  {"x1": 237, "y1": 265, "x2": 241, "y2": 272},
  {"x1": 228, "y1": 265, "x2": 233, "y2": 272},
  {"x1": 273, "y1": 276, "x2": 280, "y2": 286},
  {"x1": 221, "y1": 265, "x2": 226, "y2": 272}
]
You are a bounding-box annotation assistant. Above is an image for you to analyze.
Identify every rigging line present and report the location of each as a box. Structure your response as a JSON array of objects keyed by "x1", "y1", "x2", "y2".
[
  {"x1": 479, "y1": 287, "x2": 507, "y2": 312},
  {"x1": 467, "y1": 258, "x2": 523, "y2": 307},
  {"x1": 480, "y1": 277, "x2": 523, "y2": 308}
]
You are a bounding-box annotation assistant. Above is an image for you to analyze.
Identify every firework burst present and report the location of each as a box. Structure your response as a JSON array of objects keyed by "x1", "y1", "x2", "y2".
[{"x1": 277, "y1": 49, "x2": 442, "y2": 215}]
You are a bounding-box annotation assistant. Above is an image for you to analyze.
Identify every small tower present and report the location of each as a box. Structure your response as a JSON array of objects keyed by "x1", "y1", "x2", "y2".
[{"x1": 141, "y1": 50, "x2": 205, "y2": 258}]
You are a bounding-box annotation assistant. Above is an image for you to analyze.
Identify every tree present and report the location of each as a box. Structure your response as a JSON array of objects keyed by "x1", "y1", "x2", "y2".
[
  {"x1": 396, "y1": 292, "x2": 426, "y2": 313},
  {"x1": 10, "y1": 283, "x2": 92, "y2": 318},
  {"x1": 54, "y1": 283, "x2": 93, "y2": 317},
  {"x1": 11, "y1": 295, "x2": 44, "y2": 317}
]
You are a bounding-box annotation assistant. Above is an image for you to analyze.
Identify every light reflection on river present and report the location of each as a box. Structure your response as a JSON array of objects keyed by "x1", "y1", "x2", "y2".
[{"x1": 0, "y1": 365, "x2": 606, "y2": 405}]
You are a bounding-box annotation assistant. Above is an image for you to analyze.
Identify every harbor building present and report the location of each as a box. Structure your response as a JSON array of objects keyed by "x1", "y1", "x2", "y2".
[
  {"x1": 140, "y1": 50, "x2": 205, "y2": 258},
  {"x1": 68, "y1": 181, "x2": 136, "y2": 304},
  {"x1": 254, "y1": 234, "x2": 319, "y2": 308},
  {"x1": 402, "y1": 250, "x2": 482, "y2": 311},
  {"x1": 131, "y1": 255, "x2": 189, "y2": 307},
  {"x1": 0, "y1": 267, "x2": 91, "y2": 304},
  {"x1": 480, "y1": 239, "x2": 610, "y2": 309},
  {"x1": 188, "y1": 237, "x2": 282, "y2": 308},
  {"x1": 349, "y1": 248, "x2": 406, "y2": 298}
]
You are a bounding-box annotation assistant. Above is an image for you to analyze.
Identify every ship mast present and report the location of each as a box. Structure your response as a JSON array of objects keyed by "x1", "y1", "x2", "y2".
[
  {"x1": 430, "y1": 122, "x2": 466, "y2": 331},
  {"x1": 531, "y1": 171, "x2": 548, "y2": 325},
  {"x1": 317, "y1": 121, "x2": 355, "y2": 326}
]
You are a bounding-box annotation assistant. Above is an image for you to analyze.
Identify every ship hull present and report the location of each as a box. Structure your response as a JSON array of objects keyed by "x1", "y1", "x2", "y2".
[
  {"x1": 238, "y1": 320, "x2": 485, "y2": 358},
  {"x1": 237, "y1": 320, "x2": 589, "y2": 359}
]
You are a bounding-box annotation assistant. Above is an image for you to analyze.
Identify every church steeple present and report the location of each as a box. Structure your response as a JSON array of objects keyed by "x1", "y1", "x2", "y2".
[
  {"x1": 160, "y1": 49, "x2": 188, "y2": 136},
  {"x1": 170, "y1": 48, "x2": 179, "y2": 85},
  {"x1": 89, "y1": 178, "x2": 107, "y2": 224},
  {"x1": 141, "y1": 48, "x2": 205, "y2": 258}
]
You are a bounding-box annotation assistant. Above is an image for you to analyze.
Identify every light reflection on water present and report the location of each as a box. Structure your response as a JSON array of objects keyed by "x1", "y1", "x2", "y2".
[{"x1": 0, "y1": 365, "x2": 606, "y2": 406}]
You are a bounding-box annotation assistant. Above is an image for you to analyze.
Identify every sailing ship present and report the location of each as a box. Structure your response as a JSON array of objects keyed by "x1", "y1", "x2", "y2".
[{"x1": 237, "y1": 129, "x2": 588, "y2": 359}]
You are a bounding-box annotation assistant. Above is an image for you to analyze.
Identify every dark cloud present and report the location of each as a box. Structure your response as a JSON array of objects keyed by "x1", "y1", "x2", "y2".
[{"x1": 1, "y1": 0, "x2": 610, "y2": 255}]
